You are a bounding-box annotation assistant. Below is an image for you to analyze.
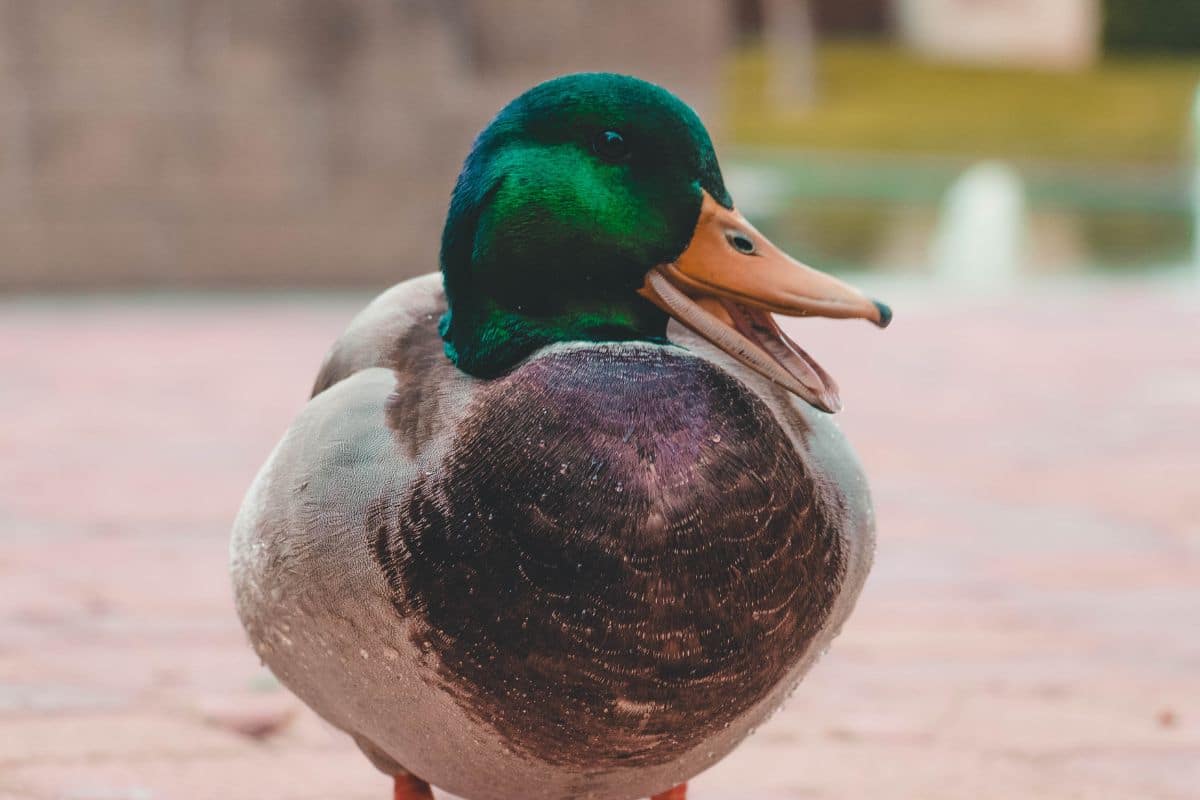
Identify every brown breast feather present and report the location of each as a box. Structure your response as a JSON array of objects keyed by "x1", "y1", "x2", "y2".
[{"x1": 368, "y1": 344, "x2": 847, "y2": 768}]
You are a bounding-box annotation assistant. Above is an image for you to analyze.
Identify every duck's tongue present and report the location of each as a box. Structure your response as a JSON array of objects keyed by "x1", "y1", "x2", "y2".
[
  {"x1": 637, "y1": 190, "x2": 889, "y2": 413},
  {"x1": 641, "y1": 271, "x2": 847, "y2": 413},
  {"x1": 719, "y1": 299, "x2": 842, "y2": 413}
]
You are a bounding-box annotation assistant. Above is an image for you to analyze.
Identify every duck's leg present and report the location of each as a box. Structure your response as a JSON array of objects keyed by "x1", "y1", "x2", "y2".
[
  {"x1": 393, "y1": 773, "x2": 434, "y2": 800},
  {"x1": 651, "y1": 784, "x2": 687, "y2": 800}
]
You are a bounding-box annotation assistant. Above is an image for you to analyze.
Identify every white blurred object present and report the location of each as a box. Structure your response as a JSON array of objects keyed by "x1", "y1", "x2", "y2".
[
  {"x1": 896, "y1": 0, "x2": 1100, "y2": 71},
  {"x1": 762, "y1": 0, "x2": 817, "y2": 109},
  {"x1": 932, "y1": 162, "x2": 1027, "y2": 289}
]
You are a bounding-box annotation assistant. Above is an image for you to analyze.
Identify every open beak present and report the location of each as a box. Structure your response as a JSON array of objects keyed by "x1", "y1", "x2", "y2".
[{"x1": 639, "y1": 191, "x2": 891, "y2": 413}]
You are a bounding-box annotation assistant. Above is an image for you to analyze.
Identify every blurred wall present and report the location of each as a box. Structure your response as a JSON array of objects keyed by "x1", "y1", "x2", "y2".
[{"x1": 0, "y1": 0, "x2": 730, "y2": 290}]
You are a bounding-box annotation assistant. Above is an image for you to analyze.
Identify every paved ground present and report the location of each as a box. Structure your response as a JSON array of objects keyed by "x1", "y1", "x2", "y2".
[{"x1": 1, "y1": 282, "x2": 1197, "y2": 799}]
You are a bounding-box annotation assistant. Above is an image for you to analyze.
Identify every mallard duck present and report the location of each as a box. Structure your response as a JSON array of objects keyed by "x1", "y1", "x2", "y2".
[{"x1": 232, "y1": 73, "x2": 890, "y2": 800}]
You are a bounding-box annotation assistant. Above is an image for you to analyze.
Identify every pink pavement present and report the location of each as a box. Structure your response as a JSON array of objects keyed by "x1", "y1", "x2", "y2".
[{"x1": 0, "y1": 284, "x2": 1197, "y2": 799}]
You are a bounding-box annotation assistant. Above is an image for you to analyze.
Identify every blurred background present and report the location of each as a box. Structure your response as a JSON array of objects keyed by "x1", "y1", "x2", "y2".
[
  {"x1": 1, "y1": 2, "x2": 1197, "y2": 799},
  {"x1": 2, "y1": 0, "x2": 1200, "y2": 286}
]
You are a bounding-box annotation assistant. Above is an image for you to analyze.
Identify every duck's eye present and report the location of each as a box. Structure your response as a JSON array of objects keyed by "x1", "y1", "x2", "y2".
[
  {"x1": 726, "y1": 230, "x2": 757, "y2": 255},
  {"x1": 591, "y1": 130, "x2": 630, "y2": 163}
]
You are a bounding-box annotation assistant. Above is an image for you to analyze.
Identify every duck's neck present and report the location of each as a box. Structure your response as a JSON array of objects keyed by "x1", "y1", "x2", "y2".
[
  {"x1": 439, "y1": 291, "x2": 669, "y2": 379},
  {"x1": 437, "y1": 174, "x2": 673, "y2": 378}
]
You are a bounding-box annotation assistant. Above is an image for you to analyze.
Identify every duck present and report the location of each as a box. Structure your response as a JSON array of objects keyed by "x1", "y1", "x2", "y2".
[{"x1": 231, "y1": 72, "x2": 890, "y2": 800}]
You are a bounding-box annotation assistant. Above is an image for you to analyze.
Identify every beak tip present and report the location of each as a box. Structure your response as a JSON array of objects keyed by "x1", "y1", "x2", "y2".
[{"x1": 872, "y1": 300, "x2": 893, "y2": 329}]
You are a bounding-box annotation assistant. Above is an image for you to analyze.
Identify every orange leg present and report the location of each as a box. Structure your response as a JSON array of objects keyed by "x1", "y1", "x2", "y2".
[
  {"x1": 393, "y1": 773, "x2": 434, "y2": 800},
  {"x1": 651, "y1": 784, "x2": 687, "y2": 800}
]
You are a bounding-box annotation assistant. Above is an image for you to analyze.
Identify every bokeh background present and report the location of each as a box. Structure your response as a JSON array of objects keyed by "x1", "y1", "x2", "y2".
[{"x1": 2, "y1": 2, "x2": 1197, "y2": 798}]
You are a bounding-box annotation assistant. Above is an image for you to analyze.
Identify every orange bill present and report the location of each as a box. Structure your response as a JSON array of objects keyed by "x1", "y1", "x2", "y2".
[{"x1": 639, "y1": 191, "x2": 891, "y2": 413}]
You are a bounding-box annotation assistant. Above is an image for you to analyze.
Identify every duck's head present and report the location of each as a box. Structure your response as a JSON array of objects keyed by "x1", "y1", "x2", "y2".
[{"x1": 439, "y1": 73, "x2": 890, "y2": 412}]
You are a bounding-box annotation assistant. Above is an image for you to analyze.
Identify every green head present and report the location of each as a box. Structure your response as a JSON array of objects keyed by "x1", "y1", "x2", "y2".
[{"x1": 438, "y1": 72, "x2": 732, "y2": 377}]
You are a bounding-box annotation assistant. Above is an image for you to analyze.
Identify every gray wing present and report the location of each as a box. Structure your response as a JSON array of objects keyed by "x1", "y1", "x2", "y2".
[
  {"x1": 312, "y1": 272, "x2": 447, "y2": 397},
  {"x1": 230, "y1": 364, "x2": 503, "y2": 791},
  {"x1": 231, "y1": 275, "x2": 488, "y2": 785},
  {"x1": 231, "y1": 366, "x2": 414, "y2": 728}
]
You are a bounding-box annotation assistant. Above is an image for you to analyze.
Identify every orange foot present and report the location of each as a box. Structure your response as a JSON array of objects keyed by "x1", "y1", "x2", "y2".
[
  {"x1": 651, "y1": 783, "x2": 687, "y2": 800},
  {"x1": 393, "y1": 773, "x2": 434, "y2": 800}
]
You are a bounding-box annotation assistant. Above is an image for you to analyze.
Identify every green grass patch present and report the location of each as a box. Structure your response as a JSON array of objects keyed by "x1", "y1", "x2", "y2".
[{"x1": 724, "y1": 42, "x2": 1200, "y2": 165}]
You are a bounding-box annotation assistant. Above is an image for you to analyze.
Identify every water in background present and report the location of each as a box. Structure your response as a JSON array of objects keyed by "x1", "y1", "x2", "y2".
[{"x1": 726, "y1": 150, "x2": 1191, "y2": 277}]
